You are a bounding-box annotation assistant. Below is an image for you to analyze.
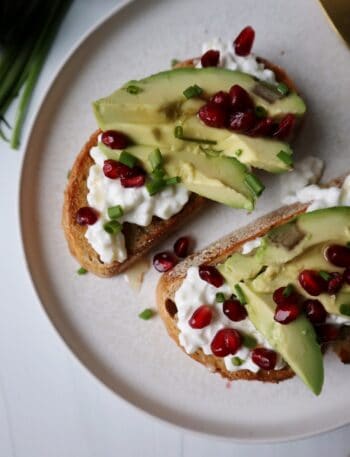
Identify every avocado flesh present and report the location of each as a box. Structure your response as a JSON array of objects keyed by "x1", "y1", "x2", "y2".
[
  {"x1": 93, "y1": 68, "x2": 306, "y2": 127},
  {"x1": 98, "y1": 143, "x2": 255, "y2": 209}
]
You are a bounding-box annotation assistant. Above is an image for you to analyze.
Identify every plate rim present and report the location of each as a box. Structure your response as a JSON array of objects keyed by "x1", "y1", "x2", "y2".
[{"x1": 17, "y1": 0, "x2": 350, "y2": 443}]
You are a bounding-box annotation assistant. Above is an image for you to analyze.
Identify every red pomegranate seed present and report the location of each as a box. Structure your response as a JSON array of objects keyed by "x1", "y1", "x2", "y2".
[
  {"x1": 273, "y1": 286, "x2": 300, "y2": 306},
  {"x1": 173, "y1": 236, "x2": 191, "y2": 258},
  {"x1": 103, "y1": 159, "x2": 131, "y2": 179},
  {"x1": 153, "y1": 252, "x2": 177, "y2": 272},
  {"x1": 120, "y1": 167, "x2": 146, "y2": 188},
  {"x1": 189, "y1": 305, "x2": 213, "y2": 329},
  {"x1": 327, "y1": 272, "x2": 344, "y2": 294},
  {"x1": 198, "y1": 265, "x2": 224, "y2": 288},
  {"x1": 201, "y1": 49, "x2": 220, "y2": 67},
  {"x1": 229, "y1": 85, "x2": 254, "y2": 112},
  {"x1": 211, "y1": 328, "x2": 241, "y2": 357},
  {"x1": 298, "y1": 269, "x2": 327, "y2": 296},
  {"x1": 325, "y1": 244, "x2": 350, "y2": 268},
  {"x1": 233, "y1": 26, "x2": 255, "y2": 56},
  {"x1": 76, "y1": 206, "x2": 98, "y2": 225},
  {"x1": 198, "y1": 103, "x2": 228, "y2": 128},
  {"x1": 273, "y1": 114, "x2": 296, "y2": 140},
  {"x1": 210, "y1": 91, "x2": 231, "y2": 108},
  {"x1": 274, "y1": 303, "x2": 300, "y2": 324},
  {"x1": 251, "y1": 347, "x2": 277, "y2": 370},
  {"x1": 303, "y1": 299, "x2": 328, "y2": 324},
  {"x1": 343, "y1": 268, "x2": 350, "y2": 285},
  {"x1": 316, "y1": 324, "x2": 340, "y2": 343},
  {"x1": 229, "y1": 111, "x2": 256, "y2": 132},
  {"x1": 101, "y1": 130, "x2": 129, "y2": 150},
  {"x1": 248, "y1": 117, "x2": 275, "y2": 137},
  {"x1": 223, "y1": 298, "x2": 247, "y2": 321}
]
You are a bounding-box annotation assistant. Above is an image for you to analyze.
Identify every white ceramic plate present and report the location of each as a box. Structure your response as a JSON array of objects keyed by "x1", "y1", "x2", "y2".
[{"x1": 20, "y1": 0, "x2": 350, "y2": 442}]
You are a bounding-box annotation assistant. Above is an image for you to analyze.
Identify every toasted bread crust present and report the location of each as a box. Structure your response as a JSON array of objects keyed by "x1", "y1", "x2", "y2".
[{"x1": 156, "y1": 174, "x2": 348, "y2": 383}]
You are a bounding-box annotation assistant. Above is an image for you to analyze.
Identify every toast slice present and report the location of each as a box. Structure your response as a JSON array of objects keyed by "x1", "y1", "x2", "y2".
[
  {"x1": 157, "y1": 174, "x2": 348, "y2": 384},
  {"x1": 62, "y1": 57, "x2": 302, "y2": 277}
]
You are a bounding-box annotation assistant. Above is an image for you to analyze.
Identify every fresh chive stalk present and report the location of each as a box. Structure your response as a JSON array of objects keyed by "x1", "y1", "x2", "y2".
[
  {"x1": 254, "y1": 105, "x2": 267, "y2": 118},
  {"x1": 183, "y1": 84, "x2": 203, "y2": 99},
  {"x1": 77, "y1": 267, "x2": 88, "y2": 275},
  {"x1": 277, "y1": 150, "x2": 293, "y2": 167},
  {"x1": 149, "y1": 148, "x2": 163, "y2": 170},
  {"x1": 215, "y1": 292, "x2": 225, "y2": 303},
  {"x1": 126, "y1": 85, "x2": 142, "y2": 94},
  {"x1": 319, "y1": 271, "x2": 331, "y2": 281},
  {"x1": 244, "y1": 173, "x2": 265, "y2": 197},
  {"x1": 103, "y1": 220, "x2": 122, "y2": 235},
  {"x1": 119, "y1": 151, "x2": 137, "y2": 168},
  {"x1": 234, "y1": 284, "x2": 247, "y2": 305},
  {"x1": 139, "y1": 308, "x2": 155, "y2": 320},
  {"x1": 146, "y1": 179, "x2": 166, "y2": 196},
  {"x1": 231, "y1": 356, "x2": 243, "y2": 366},
  {"x1": 165, "y1": 176, "x2": 181, "y2": 185},
  {"x1": 283, "y1": 284, "x2": 294, "y2": 297},
  {"x1": 108, "y1": 205, "x2": 124, "y2": 220},
  {"x1": 242, "y1": 334, "x2": 257, "y2": 349},
  {"x1": 276, "y1": 82, "x2": 289, "y2": 96}
]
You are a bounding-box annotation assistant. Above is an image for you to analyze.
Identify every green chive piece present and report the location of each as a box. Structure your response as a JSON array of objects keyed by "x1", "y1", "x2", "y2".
[
  {"x1": 183, "y1": 84, "x2": 203, "y2": 99},
  {"x1": 242, "y1": 334, "x2": 257, "y2": 349},
  {"x1": 171, "y1": 59, "x2": 180, "y2": 67},
  {"x1": 319, "y1": 271, "x2": 331, "y2": 281},
  {"x1": 108, "y1": 205, "x2": 124, "y2": 220},
  {"x1": 231, "y1": 356, "x2": 244, "y2": 367},
  {"x1": 103, "y1": 220, "x2": 122, "y2": 235},
  {"x1": 146, "y1": 179, "x2": 166, "y2": 196},
  {"x1": 174, "y1": 125, "x2": 217, "y2": 145},
  {"x1": 139, "y1": 308, "x2": 155, "y2": 320},
  {"x1": 255, "y1": 105, "x2": 268, "y2": 118},
  {"x1": 234, "y1": 284, "x2": 247, "y2": 305},
  {"x1": 216, "y1": 292, "x2": 225, "y2": 303},
  {"x1": 244, "y1": 173, "x2": 265, "y2": 197},
  {"x1": 165, "y1": 176, "x2": 181, "y2": 186},
  {"x1": 174, "y1": 125, "x2": 184, "y2": 139},
  {"x1": 340, "y1": 304, "x2": 350, "y2": 316},
  {"x1": 276, "y1": 82, "x2": 289, "y2": 96},
  {"x1": 119, "y1": 151, "x2": 137, "y2": 168},
  {"x1": 235, "y1": 149, "x2": 243, "y2": 157},
  {"x1": 77, "y1": 267, "x2": 87, "y2": 275},
  {"x1": 151, "y1": 167, "x2": 166, "y2": 179},
  {"x1": 277, "y1": 150, "x2": 293, "y2": 167},
  {"x1": 283, "y1": 284, "x2": 294, "y2": 297},
  {"x1": 126, "y1": 84, "x2": 142, "y2": 94},
  {"x1": 149, "y1": 148, "x2": 163, "y2": 170}
]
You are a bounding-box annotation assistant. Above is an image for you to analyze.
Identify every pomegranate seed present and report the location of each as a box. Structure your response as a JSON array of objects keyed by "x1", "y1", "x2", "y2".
[
  {"x1": 120, "y1": 167, "x2": 146, "y2": 187},
  {"x1": 298, "y1": 269, "x2": 327, "y2": 296},
  {"x1": 316, "y1": 324, "x2": 340, "y2": 343},
  {"x1": 273, "y1": 113, "x2": 296, "y2": 140},
  {"x1": 233, "y1": 26, "x2": 255, "y2": 56},
  {"x1": 274, "y1": 303, "x2": 300, "y2": 324},
  {"x1": 210, "y1": 328, "x2": 241, "y2": 357},
  {"x1": 101, "y1": 130, "x2": 129, "y2": 149},
  {"x1": 273, "y1": 286, "x2": 300, "y2": 306},
  {"x1": 343, "y1": 267, "x2": 350, "y2": 284},
  {"x1": 229, "y1": 111, "x2": 256, "y2": 132},
  {"x1": 303, "y1": 299, "x2": 328, "y2": 324},
  {"x1": 189, "y1": 305, "x2": 213, "y2": 329},
  {"x1": 223, "y1": 298, "x2": 247, "y2": 321},
  {"x1": 198, "y1": 103, "x2": 227, "y2": 128},
  {"x1": 325, "y1": 244, "x2": 350, "y2": 268},
  {"x1": 210, "y1": 91, "x2": 231, "y2": 108},
  {"x1": 103, "y1": 159, "x2": 131, "y2": 179},
  {"x1": 198, "y1": 265, "x2": 224, "y2": 288},
  {"x1": 201, "y1": 49, "x2": 220, "y2": 67},
  {"x1": 229, "y1": 85, "x2": 254, "y2": 112},
  {"x1": 251, "y1": 347, "x2": 277, "y2": 370},
  {"x1": 76, "y1": 206, "x2": 98, "y2": 225},
  {"x1": 153, "y1": 252, "x2": 177, "y2": 272},
  {"x1": 173, "y1": 236, "x2": 191, "y2": 258},
  {"x1": 327, "y1": 272, "x2": 344, "y2": 294},
  {"x1": 248, "y1": 117, "x2": 275, "y2": 137}
]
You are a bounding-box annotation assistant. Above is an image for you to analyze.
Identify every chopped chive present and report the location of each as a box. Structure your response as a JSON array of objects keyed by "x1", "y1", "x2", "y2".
[
  {"x1": 231, "y1": 356, "x2": 244, "y2": 366},
  {"x1": 165, "y1": 176, "x2": 181, "y2": 185},
  {"x1": 146, "y1": 179, "x2": 166, "y2": 196},
  {"x1": 139, "y1": 308, "x2": 155, "y2": 320},
  {"x1": 234, "y1": 284, "x2": 247, "y2": 305},
  {"x1": 119, "y1": 151, "x2": 137, "y2": 168},
  {"x1": 255, "y1": 105, "x2": 268, "y2": 118},
  {"x1": 77, "y1": 267, "x2": 87, "y2": 275},
  {"x1": 244, "y1": 173, "x2": 265, "y2": 197},
  {"x1": 277, "y1": 150, "x2": 293, "y2": 167},
  {"x1": 171, "y1": 59, "x2": 180, "y2": 67},
  {"x1": 174, "y1": 125, "x2": 217, "y2": 145},
  {"x1": 108, "y1": 205, "x2": 124, "y2": 220},
  {"x1": 149, "y1": 148, "x2": 163, "y2": 170},
  {"x1": 340, "y1": 304, "x2": 350, "y2": 316},
  {"x1": 283, "y1": 283, "x2": 294, "y2": 297},
  {"x1": 151, "y1": 166, "x2": 166, "y2": 179},
  {"x1": 103, "y1": 220, "x2": 122, "y2": 235},
  {"x1": 319, "y1": 270, "x2": 331, "y2": 281},
  {"x1": 216, "y1": 292, "x2": 225, "y2": 303},
  {"x1": 276, "y1": 82, "x2": 289, "y2": 96},
  {"x1": 242, "y1": 334, "x2": 257, "y2": 349},
  {"x1": 183, "y1": 84, "x2": 203, "y2": 99},
  {"x1": 126, "y1": 84, "x2": 142, "y2": 94},
  {"x1": 235, "y1": 148, "x2": 243, "y2": 157}
]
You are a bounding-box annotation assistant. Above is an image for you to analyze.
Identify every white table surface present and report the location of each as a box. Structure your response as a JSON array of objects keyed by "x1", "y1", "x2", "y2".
[{"x1": 1, "y1": 1, "x2": 350, "y2": 455}]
